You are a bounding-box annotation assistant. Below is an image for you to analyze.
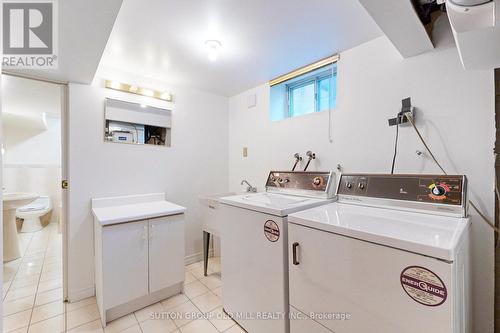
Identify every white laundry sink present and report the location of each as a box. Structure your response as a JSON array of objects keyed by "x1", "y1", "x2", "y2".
[
  {"x1": 199, "y1": 192, "x2": 238, "y2": 235},
  {"x1": 241, "y1": 192, "x2": 309, "y2": 206},
  {"x1": 3, "y1": 193, "x2": 39, "y2": 262}
]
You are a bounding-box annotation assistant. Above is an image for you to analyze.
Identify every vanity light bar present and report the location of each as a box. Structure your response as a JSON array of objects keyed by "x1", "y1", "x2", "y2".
[
  {"x1": 269, "y1": 54, "x2": 339, "y2": 87},
  {"x1": 104, "y1": 80, "x2": 173, "y2": 102}
]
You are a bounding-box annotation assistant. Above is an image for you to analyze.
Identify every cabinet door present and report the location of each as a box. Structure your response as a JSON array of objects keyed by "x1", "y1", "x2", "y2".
[
  {"x1": 102, "y1": 220, "x2": 149, "y2": 309},
  {"x1": 149, "y1": 215, "x2": 185, "y2": 293}
]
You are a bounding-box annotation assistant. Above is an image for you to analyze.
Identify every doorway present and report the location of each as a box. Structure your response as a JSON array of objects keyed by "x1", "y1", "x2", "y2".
[{"x1": 1, "y1": 73, "x2": 68, "y2": 332}]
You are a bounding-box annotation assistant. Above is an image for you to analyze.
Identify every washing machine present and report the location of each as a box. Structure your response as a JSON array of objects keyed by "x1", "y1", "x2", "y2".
[
  {"x1": 287, "y1": 173, "x2": 471, "y2": 333},
  {"x1": 219, "y1": 171, "x2": 337, "y2": 333}
]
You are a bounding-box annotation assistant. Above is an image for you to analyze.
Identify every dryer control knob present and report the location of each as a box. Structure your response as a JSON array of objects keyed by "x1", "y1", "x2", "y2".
[{"x1": 432, "y1": 185, "x2": 446, "y2": 196}]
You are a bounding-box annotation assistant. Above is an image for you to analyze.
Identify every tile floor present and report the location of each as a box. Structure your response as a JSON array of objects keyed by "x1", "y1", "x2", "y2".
[
  {"x1": 3, "y1": 223, "x2": 64, "y2": 333},
  {"x1": 4, "y1": 227, "x2": 243, "y2": 333}
]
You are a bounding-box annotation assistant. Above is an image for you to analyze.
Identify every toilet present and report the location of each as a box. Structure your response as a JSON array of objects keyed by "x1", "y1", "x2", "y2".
[{"x1": 16, "y1": 196, "x2": 52, "y2": 233}]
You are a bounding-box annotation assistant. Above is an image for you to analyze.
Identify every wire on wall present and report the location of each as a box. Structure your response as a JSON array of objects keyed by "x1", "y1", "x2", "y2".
[
  {"x1": 405, "y1": 113, "x2": 500, "y2": 234},
  {"x1": 390, "y1": 122, "x2": 399, "y2": 174}
]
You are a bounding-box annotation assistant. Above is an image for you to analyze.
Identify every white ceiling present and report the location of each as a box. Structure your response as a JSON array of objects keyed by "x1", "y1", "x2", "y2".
[
  {"x1": 2, "y1": 75, "x2": 61, "y2": 116},
  {"x1": 99, "y1": 0, "x2": 383, "y2": 96},
  {"x1": 5, "y1": 0, "x2": 123, "y2": 84}
]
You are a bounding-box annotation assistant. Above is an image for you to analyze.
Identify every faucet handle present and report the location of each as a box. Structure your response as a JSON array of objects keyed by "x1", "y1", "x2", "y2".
[{"x1": 241, "y1": 179, "x2": 257, "y2": 192}]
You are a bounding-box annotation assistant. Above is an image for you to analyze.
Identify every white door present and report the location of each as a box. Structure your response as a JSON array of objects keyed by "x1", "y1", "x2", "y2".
[
  {"x1": 149, "y1": 215, "x2": 185, "y2": 293},
  {"x1": 60, "y1": 84, "x2": 69, "y2": 301},
  {"x1": 102, "y1": 220, "x2": 149, "y2": 309},
  {"x1": 288, "y1": 222, "x2": 454, "y2": 333},
  {"x1": 220, "y1": 204, "x2": 288, "y2": 333}
]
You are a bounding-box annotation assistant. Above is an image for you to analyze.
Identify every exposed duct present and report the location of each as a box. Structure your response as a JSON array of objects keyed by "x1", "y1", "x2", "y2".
[
  {"x1": 412, "y1": 0, "x2": 445, "y2": 25},
  {"x1": 445, "y1": 0, "x2": 499, "y2": 69}
]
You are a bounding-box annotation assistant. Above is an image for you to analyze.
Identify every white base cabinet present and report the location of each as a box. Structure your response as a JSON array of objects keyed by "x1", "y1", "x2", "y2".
[{"x1": 94, "y1": 214, "x2": 185, "y2": 325}]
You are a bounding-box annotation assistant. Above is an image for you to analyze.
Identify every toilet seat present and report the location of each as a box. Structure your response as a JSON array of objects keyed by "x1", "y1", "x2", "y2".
[
  {"x1": 16, "y1": 196, "x2": 52, "y2": 233},
  {"x1": 18, "y1": 202, "x2": 46, "y2": 212}
]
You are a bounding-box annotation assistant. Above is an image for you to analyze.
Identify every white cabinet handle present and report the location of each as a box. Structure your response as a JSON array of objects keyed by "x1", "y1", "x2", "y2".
[
  {"x1": 142, "y1": 225, "x2": 148, "y2": 240},
  {"x1": 150, "y1": 224, "x2": 155, "y2": 239}
]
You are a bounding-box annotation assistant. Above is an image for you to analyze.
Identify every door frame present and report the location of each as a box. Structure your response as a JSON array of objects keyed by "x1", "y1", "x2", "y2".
[{"x1": 1, "y1": 70, "x2": 70, "y2": 301}]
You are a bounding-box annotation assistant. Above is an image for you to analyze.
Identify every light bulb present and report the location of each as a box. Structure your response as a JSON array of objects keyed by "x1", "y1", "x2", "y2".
[
  {"x1": 141, "y1": 88, "x2": 154, "y2": 97},
  {"x1": 110, "y1": 81, "x2": 121, "y2": 89},
  {"x1": 160, "y1": 92, "x2": 172, "y2": 101}
]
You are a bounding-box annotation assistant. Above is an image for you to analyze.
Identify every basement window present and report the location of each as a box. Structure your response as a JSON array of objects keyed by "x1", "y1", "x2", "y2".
[{"x1": 269, "y1": 62, "x2": 337, "y2": 121}]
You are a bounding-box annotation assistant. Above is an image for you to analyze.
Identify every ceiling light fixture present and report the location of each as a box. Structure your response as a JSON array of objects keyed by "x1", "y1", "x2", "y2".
[
  {"x1": 104, "y1": 80, "x2": 173, "y2": 102},
  {"x1": 205, "y1": 40, "x2": 222, "y2": 62}
]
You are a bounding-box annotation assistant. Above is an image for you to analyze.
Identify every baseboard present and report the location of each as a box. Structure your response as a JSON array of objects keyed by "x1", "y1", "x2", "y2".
[
  {"x1": 184, "y1": 249, "x2": 214, "y2": 265},
  {"x1": 68, "y1": 285, "x2": 95, "y2": 303}
]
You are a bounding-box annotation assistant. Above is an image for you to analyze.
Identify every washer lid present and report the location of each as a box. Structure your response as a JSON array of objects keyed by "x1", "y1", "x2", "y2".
[
  {"x1": 288, "y1": 202, "x2": 470, "y2": 261},
  {"x1": 219, "y1": 192, "x2": 334, "y2": 217}
]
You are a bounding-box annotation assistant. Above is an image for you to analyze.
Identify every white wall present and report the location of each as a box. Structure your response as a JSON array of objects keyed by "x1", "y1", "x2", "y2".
[
  {"x1": 228, "y1": 21, "x2": 495, "y2": 332},
  {"x1": 3, "y1": 116, "x2": 61, "y2": 165},
  {"x1": 67, "y1": 79, "x2": 229, "y2": 300}
]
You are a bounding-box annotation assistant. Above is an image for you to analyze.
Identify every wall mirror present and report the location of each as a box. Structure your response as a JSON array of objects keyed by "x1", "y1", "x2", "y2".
[{"x1": 104, "y1": 98, "x2": 172, "y2": 146}]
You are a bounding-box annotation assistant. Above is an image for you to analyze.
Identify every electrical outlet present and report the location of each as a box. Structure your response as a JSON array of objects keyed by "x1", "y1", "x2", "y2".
[
  {"x1": 388, "y1": 97, "x2": 414, "y2": 126},
  {"x1": 388, "y1": 111, "x2": 413, "y2": 126},
  {"x1": 243, "y1": 147, "x2": 248, "y2": 157}
]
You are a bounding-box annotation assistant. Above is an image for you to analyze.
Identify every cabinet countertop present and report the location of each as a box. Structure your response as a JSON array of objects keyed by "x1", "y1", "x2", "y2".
[{"x1": 92, "y1": 200, "x2": 186, "y2": 226}]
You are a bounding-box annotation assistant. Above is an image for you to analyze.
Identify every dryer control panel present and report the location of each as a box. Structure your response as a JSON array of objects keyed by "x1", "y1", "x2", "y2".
[{"x1": 337, "y1": 174, "x2": 467, "y2": 217}]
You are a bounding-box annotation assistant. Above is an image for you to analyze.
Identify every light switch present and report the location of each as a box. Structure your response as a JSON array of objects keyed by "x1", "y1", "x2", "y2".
[
  {"x1": 243, "y1": 147, "x2": 248, "y2": 157},
  {"x1": 247, "y1": 93, "x2": 257, "y2": 108}
]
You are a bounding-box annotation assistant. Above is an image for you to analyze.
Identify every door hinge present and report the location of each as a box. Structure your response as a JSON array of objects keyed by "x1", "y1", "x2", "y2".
[{"x1": 62, "y1": 180, "x2": 69, "y2": 189}]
